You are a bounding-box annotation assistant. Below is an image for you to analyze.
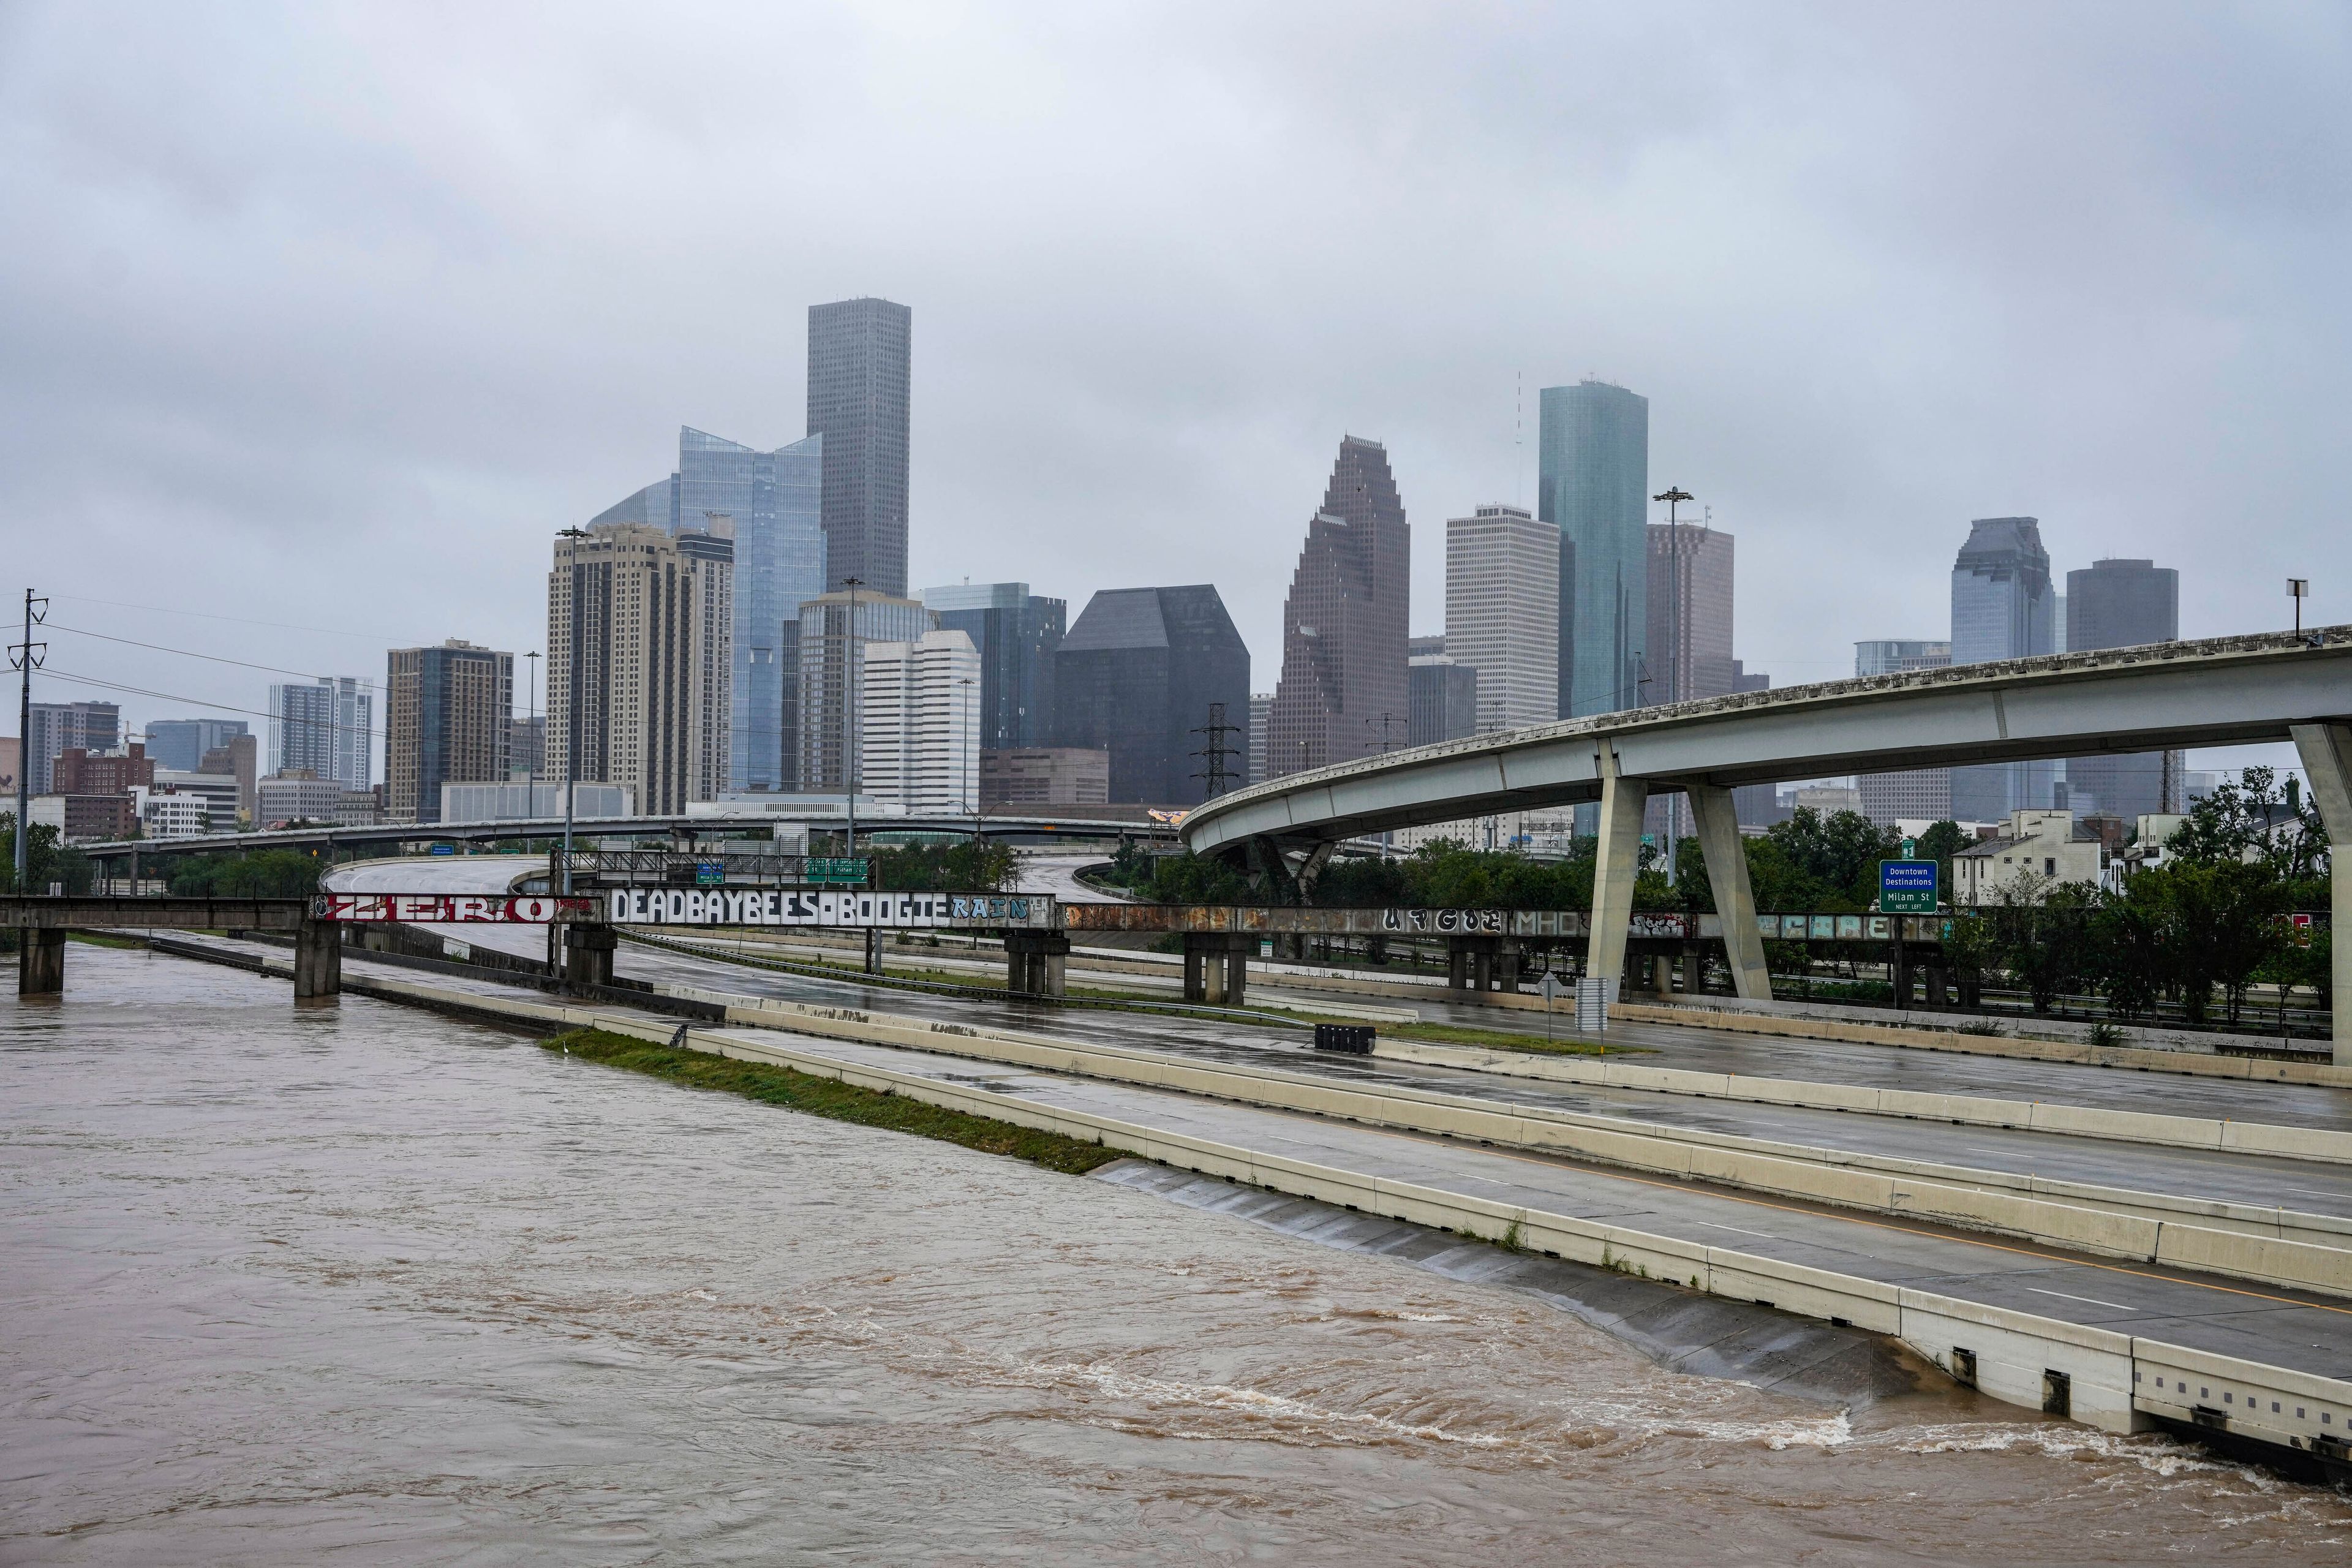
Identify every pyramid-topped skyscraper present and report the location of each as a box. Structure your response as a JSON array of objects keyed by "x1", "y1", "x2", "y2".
[{"x1": 1265, "y1": 436, "x2": 1411, "y2": 778}]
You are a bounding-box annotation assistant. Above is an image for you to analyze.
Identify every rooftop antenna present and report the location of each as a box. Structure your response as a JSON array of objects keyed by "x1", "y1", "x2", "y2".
[{"x1": 1514, "y1": 369, "x2": 1523, "y2": 510}]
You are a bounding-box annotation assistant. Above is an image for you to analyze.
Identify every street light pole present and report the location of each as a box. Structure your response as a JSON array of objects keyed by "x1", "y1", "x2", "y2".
[
  {"x1": 557, "y1": 528, "x2": 587, "y2": 895},
  {"x1": 1651, "y1": 486, "x2": 1694, "y2": 887},
  {"x1": 841, "y1": 577, "x2": 863, "y2": 858}
]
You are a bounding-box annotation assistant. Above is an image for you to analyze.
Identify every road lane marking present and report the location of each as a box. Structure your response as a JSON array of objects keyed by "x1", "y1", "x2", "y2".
[
  {"x1": 2028, "y1": 1287, "x2": 2136, "y2": 1312},
  {"x1": 1691, "y1": 1220, "x2": 1776, "y2": 1238}
]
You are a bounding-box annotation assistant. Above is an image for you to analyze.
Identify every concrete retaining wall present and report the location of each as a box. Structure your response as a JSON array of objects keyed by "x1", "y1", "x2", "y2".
[{"x1": 1370, "y1": 1036, "x2": 2352, "y2": 1164}]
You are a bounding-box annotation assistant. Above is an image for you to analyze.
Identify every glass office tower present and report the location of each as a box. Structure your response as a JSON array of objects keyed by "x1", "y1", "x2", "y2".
[
  {"x1": 2064, "y1": 557, "x2": 2183, "y2": 819},
  {"x1": 920, "y1": 582, "x2": 1067, "y2": 751},
  {"x1": 1539, "y1": 380, "x2": 1649, "y2": 718},
  {"x1": 592, "y1": 427, "x2": 824, "y2": 793},
  {"x1": 1948, "y1": 516, "x2": 2059, "y2": 823},
  {"x1": 808, "y1": 297, "x2": 912, "y2": 598}
]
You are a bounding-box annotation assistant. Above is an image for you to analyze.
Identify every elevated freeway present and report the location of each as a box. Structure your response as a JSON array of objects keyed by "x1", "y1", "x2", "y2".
[{"x1": 1181, "y1": 627, "x2": 2352, "y2": 1059}]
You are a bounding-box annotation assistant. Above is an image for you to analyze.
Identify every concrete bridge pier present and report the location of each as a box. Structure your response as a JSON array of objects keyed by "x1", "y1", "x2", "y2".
[
  {"x1": 1182, "y1": 933, "x2": 1250, "y2": 1006},
  {"x1": 17, "y1": 928, "x2": 65, "y2": 995},
  {"x1": 1688, "y1": 784, "x2": 1773, "y2": 1001},
  {"x1": 1586, "y1": 751, "x2": 1649, "y2": 993},
  {"x1": 292, "y1": 918, "x2": 341, "y2": 998},
  {"x1": 562, "y1": 923, "x2": 617, "y2": 992},
  {"x1": 2290, "y1": 722, "x2": 2352, "y2": 1065},
  {"x1": 1005, "y1": 931, "x2": 1069, "y2": 998}
]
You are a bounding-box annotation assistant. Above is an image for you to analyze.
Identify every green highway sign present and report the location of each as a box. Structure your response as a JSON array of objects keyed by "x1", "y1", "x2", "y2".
[
  {"x1": 804, "y1": 857, "x2": 870, "y2": 886},
  {"x1": 1879, "y1": 859, "x2": 1939, "y2": 914},
  {"x1": 694, "y1": 861, "x2": 725, "y2": 887}
]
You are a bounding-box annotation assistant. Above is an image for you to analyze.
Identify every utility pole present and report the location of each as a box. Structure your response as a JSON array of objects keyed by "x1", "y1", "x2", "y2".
[
  {"x1": 11, "y1": 589, "x2": 47, "y2": 892},
  {"x1": 1189, "y1": 702, "x2": 1243, "y2": 799}
]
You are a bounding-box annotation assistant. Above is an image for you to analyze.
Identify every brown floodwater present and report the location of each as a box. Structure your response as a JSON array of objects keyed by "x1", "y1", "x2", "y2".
[{"x1": 4, "y1": 944, "x2": 2348, "y2": 1564}]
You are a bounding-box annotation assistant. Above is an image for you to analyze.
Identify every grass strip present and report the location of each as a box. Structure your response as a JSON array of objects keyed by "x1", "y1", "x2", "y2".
[{"x1": 540, "y1": 1027, "x2": 1131, "y2": 1175}]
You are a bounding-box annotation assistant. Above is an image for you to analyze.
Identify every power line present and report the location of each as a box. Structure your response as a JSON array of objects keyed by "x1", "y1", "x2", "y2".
[
  {"x1": 47, "y1": 623, "x2": 341, "y2": 682},
  {"x1": 43, "y1": 592, "x2": 402, "y2": 643},
  {"x1": 33, "y1": 668, "x2": 387, "y2": 744}
]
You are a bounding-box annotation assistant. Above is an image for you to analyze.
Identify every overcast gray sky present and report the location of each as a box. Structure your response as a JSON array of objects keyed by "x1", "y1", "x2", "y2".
[{"x1": 4, "y1": 2, "x2": 2346, "y2": 780}]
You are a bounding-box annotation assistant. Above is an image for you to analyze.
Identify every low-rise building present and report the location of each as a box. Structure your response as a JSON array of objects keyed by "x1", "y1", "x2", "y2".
[
  {"x1": 29, "y1": 793, "x2": 138, "y2": 843},
  {"x1": 52, "y1": 744, "x2": 154, "y2": 796},
  {"x1": 1950, "y1": 809, "x2": 2105, "y2": 904},
  {"x1": 980, "y1": 747, "x2": 1110, "y2": 809},
  {"x1": 257, "y1": 772, "x2": 377, "y2": 827},
  {"x1": 140, "y1": 791, "x2": 211, "y2": 840}
]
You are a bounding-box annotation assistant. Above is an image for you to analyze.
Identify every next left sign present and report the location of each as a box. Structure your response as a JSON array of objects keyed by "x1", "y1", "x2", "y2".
[{"x1": 312, "y1": 894, "x2": 598, "y2": 923}]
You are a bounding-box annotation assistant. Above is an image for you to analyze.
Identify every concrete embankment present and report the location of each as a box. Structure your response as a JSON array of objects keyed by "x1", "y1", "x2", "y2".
[
  {"x1": 1365, "y1": 1035, "x2": 2352, "y2": 1164},
  {"x1": 133, "y1": 932, "x2": 2352, "y2": 1467},
  {"x1": 154, "y1": 931, "x2": 2352, "y2": 1292}
]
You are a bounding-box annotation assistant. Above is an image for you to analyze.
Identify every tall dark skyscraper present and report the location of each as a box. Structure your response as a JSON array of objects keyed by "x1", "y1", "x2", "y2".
[
  {"x1": 2064, "y1": 557, "x2": 2183, "y2": 820},
  {"x1": 807, "y1": 297, "x2": 912, "y2": 598},
  {"x1": 1949, "y1": 516, "x2": 2060, "y2": 823},
  {"x1": 1052, "y1": 586, "x2": 1250, "y2": 804},
  {"x1": 1266, "y1": 437, "x2": 1411, "y2": 777},
  {"x1": 921, "y1": 582, "x2": 1066, "y2": 750},
  {"x1": 1540, "y1": 379, "x2": 1648, "y2": 718}
]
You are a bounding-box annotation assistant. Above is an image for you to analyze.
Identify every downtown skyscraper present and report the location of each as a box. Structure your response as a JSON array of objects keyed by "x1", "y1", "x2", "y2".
[
  {"x1": 1949, "y1": 516, "x2": 2060, "y2": 823},
  {"x1": 2064, "y1": 557, "x2": 2184, "y2": 820},
  {"x1": 809, "y1": 297, "x2": 912, "y2": 599},
  {"x1": 1539, "y1": 380, "x2": 1649, "y2": 718},
  {"x1": 385, "y1": 640, "x2": 513, "y2": 824},
  {"x1": 593, "y1": 426, "x2": 826, "y2": 794},
  {"x1": 1443, "y1": 503, "x2": 1558, "y2": 733},
  {"x1": 548, "y1": 522, "x2": 734, "y2": 816},
  {"x1": 1266, "y1": 437, "x2": 1411, "y2": 776}
]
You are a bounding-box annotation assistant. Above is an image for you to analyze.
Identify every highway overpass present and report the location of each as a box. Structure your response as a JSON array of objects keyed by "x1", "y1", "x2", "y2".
[
  {"x1": 78, "y1": 807, "x2": 1175, "y2": 864},
  {"x1": 1181, "y1": 626, "x2": 2352, "y2": 1058}
]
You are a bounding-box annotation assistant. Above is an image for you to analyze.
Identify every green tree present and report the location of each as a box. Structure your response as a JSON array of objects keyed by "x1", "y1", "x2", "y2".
[
  {"x1": 1983, "y1": 875, "x2": 2098, "y2": 1014},
  {"x1": 0, "y1": 814, "x2": 96, "y2": 897},
  {"x1": 167, "y1": 849, "x2": 324, "y2": 898}
]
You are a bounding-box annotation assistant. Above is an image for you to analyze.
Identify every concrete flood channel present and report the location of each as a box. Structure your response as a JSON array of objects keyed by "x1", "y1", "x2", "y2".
[{"x1": 152, "y1": 926, "x2": 2352, "y2": 1486}]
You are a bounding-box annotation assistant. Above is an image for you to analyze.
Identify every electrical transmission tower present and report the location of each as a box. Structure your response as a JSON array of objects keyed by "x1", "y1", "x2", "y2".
[{"x1": 1189, "y1": 702, "x2": 1244, "y2": 799}]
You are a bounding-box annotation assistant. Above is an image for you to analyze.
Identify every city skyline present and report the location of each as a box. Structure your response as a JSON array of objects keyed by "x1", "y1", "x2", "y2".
[{"x1": 4, "y1": 10, "x2": 2343, "y2": 790}]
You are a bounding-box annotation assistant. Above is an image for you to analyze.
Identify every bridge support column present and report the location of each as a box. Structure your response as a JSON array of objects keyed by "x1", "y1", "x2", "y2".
[
  {"x1": 563, "y1": 923, "x2": 617, "y2": 992},
  {"x1": 1587, "y1": 753, "x2": 1649, "y2": 990},
  {"x1": 1181, "y1": 933, "x2": 1251, "y2": 1005},
  {"x1": 1005, "y1": 932, "x2": 1069, "y2": 998},
  {"x1": 2290, "y1": 723, "x2": 2352, "y2": 1066},
  {"x1": 293, "y1": 918, "x2": 341, "y2": 998},
  {"x1": 17, "y1": 928, "x2": 64, "y2": 995},
  {"x1": 1688, "y1": 783, "x2": 1773, "y2": 1002}
]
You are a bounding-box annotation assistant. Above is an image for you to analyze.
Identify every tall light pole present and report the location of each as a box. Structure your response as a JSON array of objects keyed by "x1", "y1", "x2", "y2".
[
  {"x1": 11, "y1": 590, "x2": 47, "y2": 892},
  {"x1": 524, "y1": 649, "x2": 540, "y2": 801},
  {"x1": 1652, "y1": 486, "x2": 1694, "y2": 887},
  {"x1": 2290, "y1": 577, "x2": 2310, "y2": 636},
  {"x1": 957, "y1": 673, "x2": 978, "y2": 842},
  {"x1": 557, "y1": 528, "x2": 587, "y2": 894},
  {"x1": 840, "y1": 578, "x2": 863, "y2": 859}
]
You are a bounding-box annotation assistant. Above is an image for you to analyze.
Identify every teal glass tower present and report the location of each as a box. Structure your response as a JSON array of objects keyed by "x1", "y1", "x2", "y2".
[{"x1": 1539, "y1": 380, "x2": 1649, "y2": 718}]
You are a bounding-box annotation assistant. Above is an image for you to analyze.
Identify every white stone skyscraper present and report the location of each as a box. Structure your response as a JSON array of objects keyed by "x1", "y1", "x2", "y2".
[
  {"x1": 1444, "y1": 504, "x2": 1559, "y2": 734},
  {"x1": 861, "y1": 628, "x2": 981, "y2": 813}
]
